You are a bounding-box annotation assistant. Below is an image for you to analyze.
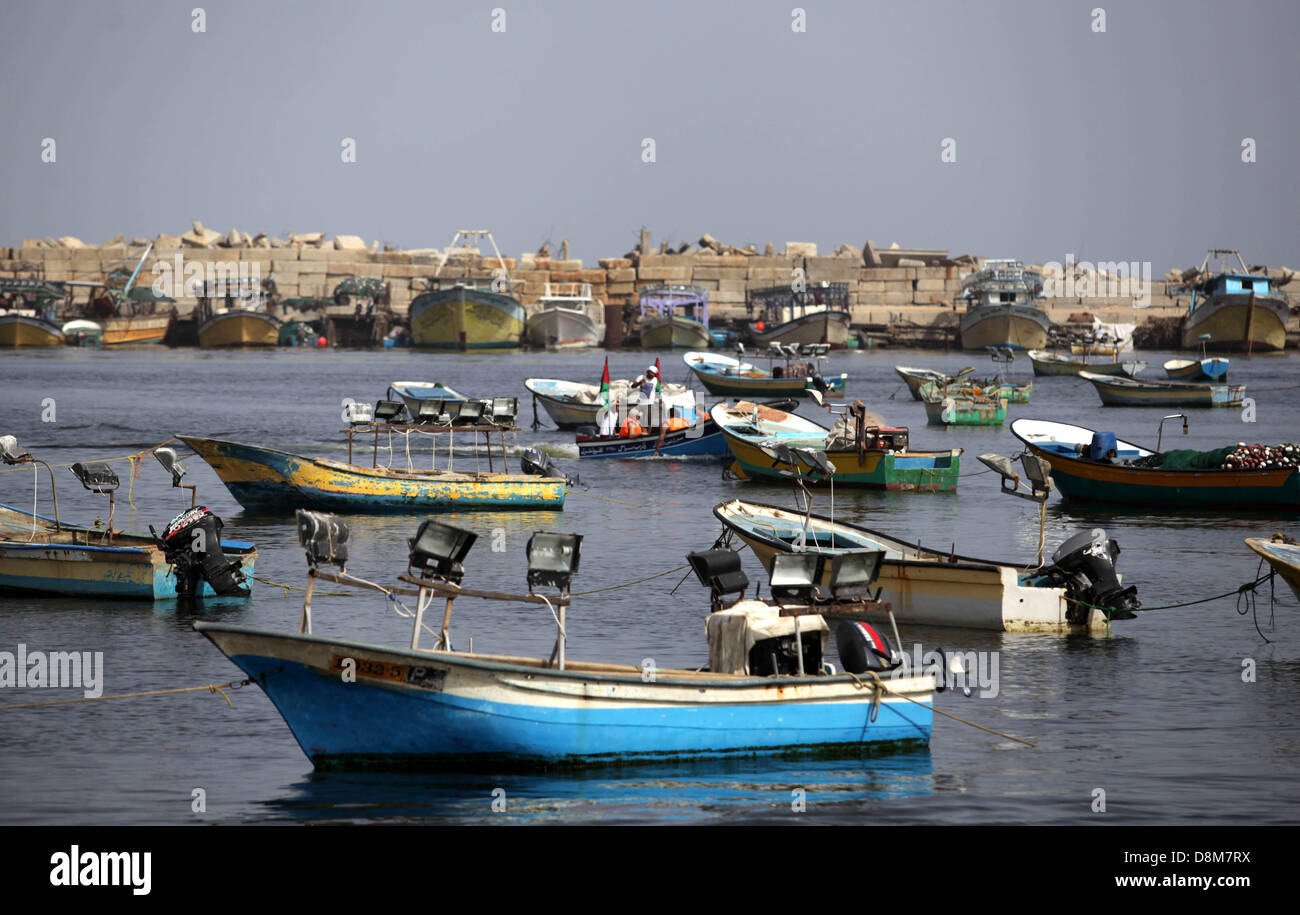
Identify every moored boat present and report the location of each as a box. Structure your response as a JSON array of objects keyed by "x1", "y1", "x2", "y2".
[
  {"x1": 917, "y1": 381, "x2": 1007, "y2": 426},
  {"x1": 711, "y1": 401, "x2": 961, "y2": 492},
  {"x1": 576, "y1": 388, "x2": 726, "y2": 458},
  {"x1": 1163, "y1": 357, "x2": 1230, "y2": 381},
  {"x1": 524, "y1": 376, "x2": 689, "y2": 429},
  {"x1": 745, "y1": 282, "x2": 852, "y2": 349},
  {"x1": 408, "y1": 230, "x2": 526, "y2": 351},
  {"x1": 0, "y1": 279, "x2": 66, "y2": 347},
  {"x1": 639, "y1": 284, "x2": 710, "y2": 349},
  {"x1": 957, "y1": 260, "x2": 1051, "y2": 351},
  {"x1": 714, "y1": 499, "x2": 1139, "y2": 631},
  {"x1": 1078, "y1": 371, "x2": 1245, "y2": 407},
  {"x1": 61, "y1": 319, "x2": 103, "y2": 347},
  {"x1": 684, "y1": 349, "x2": 846, "y2": 398},
  {"x1": 193, "y1": 511, "x2": 934, "y2": 769},
  {"x1": 894, "y1": 366, "x2": 1031, "y2": 403},
  {"x1": 1027, "y1": 349, "x2": 1146, "y2": 377},
  {"x1": 1010, "y1": 417, "x2": 1300, "y2": 508},
  {"x1": 198, "y1": 309, "x2": 281, "y2": 347},
  {"x1": 1178, "y1": 249, "x2": 1290, "y2": 353},
  {"x1": 525, "y1": 282, "x2": 604, "y2": 349},
  {"x1": 1246, "y1": 536, "x2": 1300, "y2": 602}
]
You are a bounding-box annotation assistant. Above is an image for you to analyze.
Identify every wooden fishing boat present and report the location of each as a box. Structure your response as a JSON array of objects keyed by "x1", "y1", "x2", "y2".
[
  {"x1": 917, "y1": 382, "x2": 1007, "y2": 426},
  {"x1": 1010, "y1": 418, "x2": 1300, "y2": 508},
  {"x1": 409, "y1": 231, "x2": 525, "y2": 351},
  {"x1": 524, "y1": 377, "x2": 689, "y2": 429},
  {"x1": 1069, "y1": 341, "x2": 1122, "y2": 357},
  {"x1": 0, "y1": 311, "x2": 63, "y2": 347},
  {"x1": 0, "y1": 503, "x2": 255, "y2": 600},
  {"x1": 1078, "y1": 371, "x2": 1246, "y2": 407},
  {"x1": 577, "y1": 388, "x2": 726, "y2": 458},
  {"x1": 684, "y1": 351, "x2": 846, "y2": 398},
  {"x1": 1027, "y1": 350, "x2": 1145, "y2": 377},
  {"x1": 1163, "y1": 357, "x2": 1230, "y2": 381},
  {"x1": 745, "y1": 282, "x2": 852, "y2": 349},
  {"x1": 894, "y1": 366, "x2": 1030, "y2": 403},
  {"x1": 957, "y1": 260, "x2": 1051, "y2": 351},
  {"x1": 179, "y1": 432, "x2": 566, "y2": 512},
  {"x1": 194, "y1": 513, "x2": 933, "y2": 769},
  {"x1": 525, "y1": 282, "x2": 604, "y2": 350},
  {"x1": 711, "y1": 401, "x2": 961, "y2": 492},
  {"x1": 639, "y1": 284, "x2": 710, "y2": 349},
  {"x1": 1245, "y1": 536, "x2": 1300, "y2": 601},
  {"x1": 0, "y1": 279, "x2": 66, "y2": 347},
  {"x1": 714, "y1": 499, "x2": 1137, "y2": 631},
  {"x1": 1179, "y1": 249, "x2": 1289, "y2": 352},
  {"x1": 198, "y1": 309, "x2": 280, "y2": 347}
]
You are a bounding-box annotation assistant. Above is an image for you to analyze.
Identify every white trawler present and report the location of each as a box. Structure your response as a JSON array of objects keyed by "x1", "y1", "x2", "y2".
[
  {"x1": 957, "y1": 259, "x2": 1051, "y2": 351},
  {"x1": 525, "y1": 282, "x2": 605, "y2": 349}
]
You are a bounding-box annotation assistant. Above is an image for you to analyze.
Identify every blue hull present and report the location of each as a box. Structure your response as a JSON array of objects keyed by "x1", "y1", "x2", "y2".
[
  {"x1": 227, "y1": 652, "x2": 932, "y2": 769},
  {"x1": 0, "y1": 541, "x2": 254, "y2": 600},
  {"x1": 577, "y1": 421, "x2": 728, "y2": 459}
]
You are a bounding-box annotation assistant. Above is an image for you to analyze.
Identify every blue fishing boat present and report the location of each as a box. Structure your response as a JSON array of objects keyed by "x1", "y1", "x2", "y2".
[
  {"x1": 194, "y1": 512, "x2": 934, "y2": 769},
  {"x1": 574, "y1": 389, "x2": 728, "y2": 458}
]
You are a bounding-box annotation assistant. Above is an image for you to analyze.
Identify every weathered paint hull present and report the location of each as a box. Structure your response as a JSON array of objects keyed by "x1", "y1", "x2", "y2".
[
  {"x1": 921, "y1": 394, "x2": 1007, "y2": 426},
  {"x1": 1029, "y1": 352, "x2": 1145, "y2": 377},
  {"x1": 1163, "y1": 358, "x2": 1229, "y2": 381},
  {"x1": 1017, "y1": 441, "x2": 1300, "y2": 508},
  {"x1": 1245, "y1": 538, "x2": 1300, "y2": 602},
  {"x1": 179, "y1": 435, "x2": 566, "y2": 512},
  {"x1": 1182, "y1": 295, "x2": 1288, "y2": 352},
  {"x1": 721, "y1": 430, "x2": 961, "y2": 492},
  {"x1": 747, "y1": 311, "x2": 851, "y2": 349},
  {"x1": 409, "y1": 288, "x2": 525, "y2": 350},
  {"x1": 640, "y1": 316, "x2": 710, "y2": 350},
  {"x1": 959, "y1": 305, "x2": 1050, "y2": 351},
  {"x1": 1082, "y1": 375, "x2": 1246, "y2": 407},
  {"x1": 716, "y1": 501, "x2": 1102, "y2": 632},
  {"x1": 199, "y1": 311, "x2": 281, "y2": 347},
  {"x1": 530, "y1": 391, "x2": 602, "y2": 429},
  {"x1": 526, "y1": 306, "x2": 601, "y2": 350},
  {"x1": 576, "y1": 420, "x2": 727, "y2": 458},
  {"x1": 688, "y1": 365, "x2": 846, "y2": 398},
  {"x1": 895, "y1": 367, "x2": 1029, "y2": 403},
  {"x1": 0, "y1": 315, "x2": 63, "y2": 347},
  {"x1": 196, "y1": 622, "x2": 933, "y2": 769},
  {"x1": 102, "y1": 314, "x2": 172, "y2": 345}
]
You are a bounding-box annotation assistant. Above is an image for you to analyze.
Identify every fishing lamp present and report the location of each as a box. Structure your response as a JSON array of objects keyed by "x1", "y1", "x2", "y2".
[
  {"x1": 686, "y1": 548, "x2": 749, "y2": 606},
  {"x1": 373, "y1": 400, "x2": 408, "y2": 424},
  {"x1": 792, "y1": 448, "x2": 836, "y2": 478},
  {"x1": 296, "y1": 509, "x2": 349, "y2": 569},
  {"x1": 526, "y1": 531, "x2": 582, "y2": 592},
  {"x1": 415, "y1": 399, "x2": 446, "y2": 424},
  {"x1": 768, "y1": 552, "x2": 823, "y2": 605},
  {"x1": 154, "y1": 447, "x2": 187, "y2": 486},
  {"x1": 824, "y1": 550, "x2": 884, "y2": 602},
  {"x1": 70, "y1": 462, "x2": 119, "y2": 493},
  {"x1": 1020, "y1": 453, "x2": 1052, "y2": 492},
  {"x1": 408, "y1": 518, "x2": 477, "y2": 584},
  {"x1": 452, "y1": 400, "x2": 485, "y2": 426},
  {"x1": 344, "y1": 401, "x2": 374, "y2": 425},
  {"x1": 977, "y1": 452, "x2": 1020, "y2": 494},
  {"x1": 491, "y1": 396, "x2": 519, "y2": 425},
  {"x1": 0, "y1": 435, "x2": 30, "y2": 465}
]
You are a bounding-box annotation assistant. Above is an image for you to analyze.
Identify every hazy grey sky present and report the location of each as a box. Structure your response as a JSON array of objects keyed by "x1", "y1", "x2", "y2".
[{"x1": 2, "y1": 1, "x2": 1297, "y2": 273}]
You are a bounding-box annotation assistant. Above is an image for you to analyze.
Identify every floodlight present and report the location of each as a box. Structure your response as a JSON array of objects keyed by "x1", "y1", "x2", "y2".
[
  {"x1": 154, "y1": 447, "x2": 187, "y2": 485},
  {"x1": 792, "y1": 448, "x2": 836, "y2": 477},
  {"x1": 768, "y1": 552, "x2": 822, "y2": 604},
  {"x1": 686, "y1": 548, "x2": 749, "y2": 600},
  {"x1": 824, "y1": 550, "x2": 884, "y2": 602},
  {"x1": 0, "y1": 435, "x2": 29, "y2": 465},
  {"x1": 296, "y1": 509, "x2": 349, "y2": 568},
  {"x1": 526, "y1": 531, "x2": 582, "y2": 592},
  {"x1": 415, "y1": 399, "x2": 446, "y2": 424},
  {"x1": 452, "y1": 400, "x2": 485, "y2": 426},
  {"x1": 70, "y1": 462, "x2": 119, "y2": 492},
  {"x1": 408, "y1": 518, "x2": 477, "y2": 583},
  {"x1": 344, "y1": 401, "x2": 374, "y2": 425},
  {"x1": 491, "y1": 396, "x2": 519, "y2": 425},
  {"x1": 373, "y1": 400, "x2": 407, "y2": 424},
  {"x1": 1020, "y1": 453, "x2": 1052, "y2": 489}
]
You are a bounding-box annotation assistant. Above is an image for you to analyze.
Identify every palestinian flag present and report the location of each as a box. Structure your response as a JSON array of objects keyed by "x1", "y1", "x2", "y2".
[
  {"x1": 654, "y1": 357, "x2": 662, "y2": 394},
  {"x1": 600, "y1": 357, "x2": 611, "y2": 409}
]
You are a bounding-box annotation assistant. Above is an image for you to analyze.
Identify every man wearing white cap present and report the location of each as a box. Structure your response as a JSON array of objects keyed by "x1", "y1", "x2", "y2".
[{"x1": 638, "y1": 365, "x2": 659, "y2": 401}]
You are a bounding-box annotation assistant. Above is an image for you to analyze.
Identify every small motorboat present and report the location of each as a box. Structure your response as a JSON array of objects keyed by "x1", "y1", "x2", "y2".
[
  {"x1": 388, "y1": 381, "x2": 471, "y2": 416},
  {"x1": 1164, "y1": 334, "x2": 1229, "y2": 381},
  {"x1": 575, "y1": 389, "x2": 726, "y2": 459},
  {"x1": 684, "y1": 348, "x2": 846, "y2": 399},
  {"x1": 193, "y1": 511, "x2": 935, "y2": 769},
  {"x1": 894, "y1": 366, "x2": 1030, "y2": 403},
  {"x1": 1027, "y1": 349, "x2": 1146, "y2": 377},
  {"x1": 524, "y1": 376, "x2": 689, "y2": 429},
  {"x1": 1078, "y1": 371, "x2": 1246, "y2": 407},
  {"x1": 916, "y1": 380, "x2": 1007, "y2": 427},
  {"x1": 1246, "y1": 535, "x2": 1300, "y2": 602}
]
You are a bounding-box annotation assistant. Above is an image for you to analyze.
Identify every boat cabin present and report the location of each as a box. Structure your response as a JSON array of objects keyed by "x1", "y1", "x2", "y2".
[
  {"x1": 746, "y1": 282, "x2": 849, "y2": 325},
  {"x1": 639, "y1": 283, "x2": 708, "y2": 324},
  {"x1": 959, "y1": 259, "x2": 1045, "y2": 308}
]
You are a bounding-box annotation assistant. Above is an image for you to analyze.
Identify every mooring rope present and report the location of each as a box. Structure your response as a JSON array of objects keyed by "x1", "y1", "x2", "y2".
[
  {"x1": 0, "y1": 436, "x2": 178, "y2": 475},
  {"x1": 1064, "y1": 572, "x2": 1273, "y2": 615},
  {"x1": 847, "y1": 670, "x2": 1037, "y2": 748},
  {"x1": 0, "y1": 678, "x2": 251, "y2": 712}
]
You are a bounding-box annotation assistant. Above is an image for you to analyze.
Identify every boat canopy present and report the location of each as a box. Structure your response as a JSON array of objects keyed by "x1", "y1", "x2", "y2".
[
  {"x1": 747, "y1": 282, "x2": 849, "y2": 320},
  {"x1": 639, "y1": 284, "x2": 708, "y2": 323}
]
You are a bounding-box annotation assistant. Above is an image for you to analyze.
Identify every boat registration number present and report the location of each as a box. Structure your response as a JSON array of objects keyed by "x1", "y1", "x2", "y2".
[{"x1": 330, "y1": 655, "x2": 446, "y2": 691}]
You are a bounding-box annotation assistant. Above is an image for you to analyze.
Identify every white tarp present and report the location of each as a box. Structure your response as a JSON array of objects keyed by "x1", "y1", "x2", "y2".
[{"x1": 705, "y1": 600, "x2": 829, "y2": 675}]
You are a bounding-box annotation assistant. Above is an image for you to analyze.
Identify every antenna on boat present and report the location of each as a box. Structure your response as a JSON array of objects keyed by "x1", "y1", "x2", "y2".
[
  {"x1": 0, "y1": 435, "x2": 60, "y2": 530},
  {"x1": 1156, "y1": 413, "x2": 1188, "y2": 452}
]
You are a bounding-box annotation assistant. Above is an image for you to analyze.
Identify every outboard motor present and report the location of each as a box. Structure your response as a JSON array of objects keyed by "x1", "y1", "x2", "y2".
[
  {"x1": 153, "y1": 506, "x2": 250, "y2": 597},
  {"x1": 521, "y1": 447, "x2": 578, "y2": 487},
  {"x1": 1046, "y1": 529, "x2": 1140, "y2": 623},
  {"x1": 835, "y1": 620, "x2": 897, "y2": 674}
]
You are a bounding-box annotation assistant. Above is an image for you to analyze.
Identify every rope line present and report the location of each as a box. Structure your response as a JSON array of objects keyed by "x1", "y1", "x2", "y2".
[
  {"x1": 0, "y1": 678, "x2": 250, "y2": 712},
  {"x1": 1065, "y1": 572, "x2": 1273, "y2": 614},
  {"x1": 0, "y1": 437, "x2": 178, "y2": 474},
  {"x1": 847, "y1": 670, "x2": 1037, "y2": 748}
]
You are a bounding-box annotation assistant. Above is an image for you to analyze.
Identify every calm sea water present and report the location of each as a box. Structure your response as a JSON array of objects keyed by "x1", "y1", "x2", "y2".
[{"x1": 1, "y1": 345, "x2": 1298, "y2": 825}]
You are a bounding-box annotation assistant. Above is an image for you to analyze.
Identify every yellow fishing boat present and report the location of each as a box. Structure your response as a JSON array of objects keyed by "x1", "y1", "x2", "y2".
[
  {"x1": 198, "y1": 309, "x2": 281, "y2": 347},
  {"x1": 0, "y1": 312, "x2": 64, "y2": 347}
]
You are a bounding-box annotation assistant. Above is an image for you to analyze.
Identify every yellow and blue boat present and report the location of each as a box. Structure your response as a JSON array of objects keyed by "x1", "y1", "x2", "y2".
[
  {"x1": 1078, "y1": 371, "x2": 1246, "y2": 407},
  {"x1": 178, "y1": 435, "x2": 566, "y2": 512}
]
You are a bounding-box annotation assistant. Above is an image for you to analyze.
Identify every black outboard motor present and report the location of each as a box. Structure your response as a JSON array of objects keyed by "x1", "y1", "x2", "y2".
[
  {"x1": 521, "y1": 447, "x2": 578, "y2": 487},
  {"x1": 154, "y1": 506, "x2": 250, "y2": 597},
  {"x1": 1046, "y1": 529, "x2": 1140, "y2": 623},
  {"x1": 836, "y1": 620, "x2": 897, "y2": 674}
]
